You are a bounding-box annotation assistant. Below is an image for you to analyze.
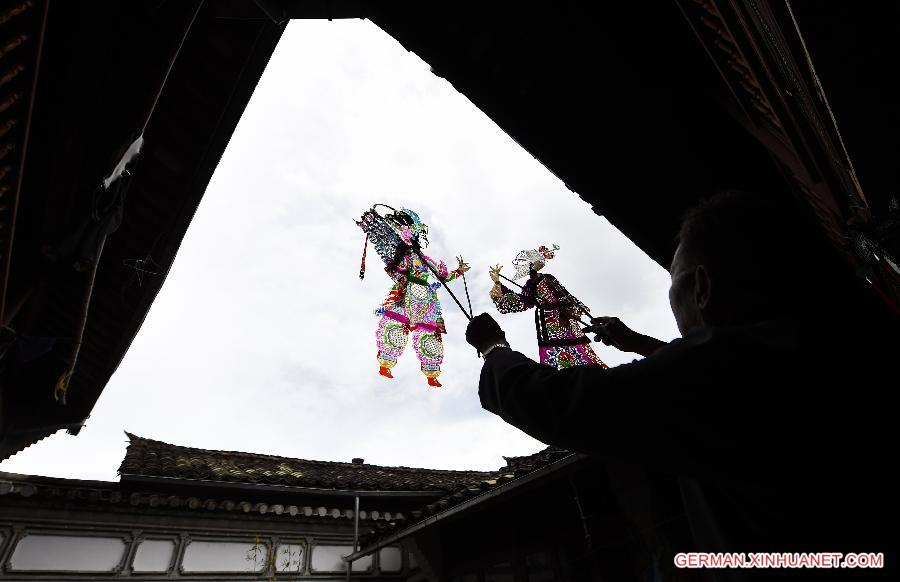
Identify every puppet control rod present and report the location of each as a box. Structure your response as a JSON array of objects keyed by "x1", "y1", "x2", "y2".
[{"x1": 498, "y1": 272, "x2": 593, "y2": 328}]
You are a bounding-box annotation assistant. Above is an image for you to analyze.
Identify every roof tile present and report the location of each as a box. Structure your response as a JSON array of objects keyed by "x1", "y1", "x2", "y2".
[
  {"x1": 359, "y1": 445, "x2": 579, "y2": 546},
  {"x1": 119, "y1": 433, "x2": 495, "y2": 494}
]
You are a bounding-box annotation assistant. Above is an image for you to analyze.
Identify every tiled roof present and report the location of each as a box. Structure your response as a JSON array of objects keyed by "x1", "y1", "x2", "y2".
[
  {"x1": 361, "y1": 446, "x2": 583, "y2": 545},
  {"x1": 409, "y1": 446, "x2": 574, "y2": 517},
  {"x1": 119, "y1": 433, "x2": 495, "y2": 493},
  {"x1": 0, "y1": 471, "x2": 406, "y2": 523},
  {"x1": 501, "y1": 446, "x2": 571, "y2": 471}
]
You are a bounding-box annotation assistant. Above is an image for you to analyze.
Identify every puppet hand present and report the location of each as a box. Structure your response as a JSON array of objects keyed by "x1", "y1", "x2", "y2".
[
  {"x1": 489, "y1": 264, "x2": 502, "y2": 283},
  {"x1": 466, "y1": 313, "x2": 507, "y2": 353},
  {"x1": 456, "y1": 256, "x2": 471, "y2": 273}
]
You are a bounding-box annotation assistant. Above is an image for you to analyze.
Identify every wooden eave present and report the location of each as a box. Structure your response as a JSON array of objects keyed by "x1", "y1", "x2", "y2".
[{"x1": 2, "y1": 0, "x2": 895, "y2": 459}]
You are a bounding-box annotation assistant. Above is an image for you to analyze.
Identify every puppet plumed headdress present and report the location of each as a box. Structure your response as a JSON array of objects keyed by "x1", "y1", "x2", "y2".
[
  {"x1": 390, "y1": 208, "x2": 429, "y2": 246},
  {"x1": 512, "y1": 244, "x2": 560, "y2": 279}
]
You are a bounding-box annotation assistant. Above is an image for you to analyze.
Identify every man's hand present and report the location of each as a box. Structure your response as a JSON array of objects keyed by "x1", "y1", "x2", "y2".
[
  {"x1": 466, "y1": 313, "x2": 508, "y2": 353},
  {"x1": 583, "y1": 316, "x2": 665, "y2": 357}
]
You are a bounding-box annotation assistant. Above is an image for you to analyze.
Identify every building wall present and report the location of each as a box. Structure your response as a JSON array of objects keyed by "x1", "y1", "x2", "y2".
[{"x1": 0, "y1": 483, "x2": 417, "y2": 581}]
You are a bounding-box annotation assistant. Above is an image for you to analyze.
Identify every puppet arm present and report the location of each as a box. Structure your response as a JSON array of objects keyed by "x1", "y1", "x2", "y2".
[
  {"x1": 424, "y1": 255, "x2": 468, "y2": 283},
  {"x1": 492, "y1": 282, "x2": 535, "y2": 314}
]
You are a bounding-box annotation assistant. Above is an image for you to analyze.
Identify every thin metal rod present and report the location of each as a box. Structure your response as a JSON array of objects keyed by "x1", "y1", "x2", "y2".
[
  {"x1": 343, "y1": 453, "x2": 586, "y2": 562},
  {"x1": 414, "y1": 248, "x2": 472, "y2": 321},
  {"x1": 140, "y1": 0, "x2": 205, "y2": 135},
  {"x1": 569, "y1": 477, "x2": 593, "y2": 550},
  {"x1": 461, "y1": 261, "x2": 473, "y2": 317},
  {"x1": 354, "y1": 496, "x2": 360, "y2": 550},
  {"x1": 499, "y1": 273, "x2": 524, "y2": 289},
  {"x1": 347, "y1": 496, "x2": 360, "y2": 582},
  {"x1": 460, "y1": 266, "x2": 480, "y2": 356}
]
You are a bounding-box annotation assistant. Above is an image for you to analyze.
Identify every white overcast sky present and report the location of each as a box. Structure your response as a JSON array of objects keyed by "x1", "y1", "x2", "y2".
[{"x1": 2, "y1": 19, "x2": 679, "y2": 480}]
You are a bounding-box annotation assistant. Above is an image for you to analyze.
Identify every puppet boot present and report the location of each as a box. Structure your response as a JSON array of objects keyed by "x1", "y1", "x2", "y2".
[
  {"x1": 379, "y1": 366, "x2": 394, "y2": 379},
  {"x1": 427, "y1": 376, "x2": 442, "y2": 387}
]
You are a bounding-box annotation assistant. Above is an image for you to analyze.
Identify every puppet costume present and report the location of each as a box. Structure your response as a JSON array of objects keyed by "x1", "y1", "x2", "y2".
[
  {"x1": 491, "y1": 245, "x2": 607, "y2": 370},
  {"x1": 357, "y1": 206, "x2": 467, "y2": 387},
  {"x1": 376, "y1": 253, "x2": 464, "y2": 385}
]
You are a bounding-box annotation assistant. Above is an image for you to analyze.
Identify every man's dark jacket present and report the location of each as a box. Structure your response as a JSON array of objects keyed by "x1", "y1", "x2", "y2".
[{"x1": 479, "y1": 320, "x2": 889, "y2": 579}]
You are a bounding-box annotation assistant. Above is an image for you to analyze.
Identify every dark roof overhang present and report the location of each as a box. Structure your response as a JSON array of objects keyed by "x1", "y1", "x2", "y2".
[
  {"x1": 345, "y1": 451, "x2": 588, "y2": 563},
  {"x1": 1, "y1": 1, "x2": 286, "y2": 458},
  {"x1": 3, "y1": 0, "x2": 896, "y2": 459}
]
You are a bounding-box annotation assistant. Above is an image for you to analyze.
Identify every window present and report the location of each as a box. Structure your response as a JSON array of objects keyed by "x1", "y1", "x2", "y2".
[
  {"x1": 9, "y1": 534, "x2": 126, "y2": 572},
  {"x1": 275, "y1": 543, "x2": 304, "y2": 573},
  {"x1": 310, "y1": 544, "x2": 371, "y2": 573},
  {"x1": 181, "y1": 540, "x2": 266, "y2": 573},
  {"x1": 132, "y1": 539, "x2": 176, "y2": 572}
]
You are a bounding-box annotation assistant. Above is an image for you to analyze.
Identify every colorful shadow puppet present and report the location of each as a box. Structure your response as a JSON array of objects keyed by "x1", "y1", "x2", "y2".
[
  {"x1": 490, "y1": 244, "x2": 607, "y2": 369},
  {"x1": 357, "y1": 206, "x2": 469, "y2": 387}
]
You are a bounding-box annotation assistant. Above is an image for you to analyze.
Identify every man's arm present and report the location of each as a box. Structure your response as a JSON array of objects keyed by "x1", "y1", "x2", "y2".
[
  {"x1": 466, "y1": 312, "x2": 726, "y2": 471},
  {"x1": 477, "y1": 341, "x2": 729, "y2": 477},
  {"x1": 583, "y1": 316, "x2": 666, "y2": 357}
]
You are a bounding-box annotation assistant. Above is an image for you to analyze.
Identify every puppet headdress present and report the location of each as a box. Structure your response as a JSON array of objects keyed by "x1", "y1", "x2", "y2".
[
  {"x1": 391, "y1": 208, "x2": 429, "y2": 246},
  {"x1": 512, "y1": 244, "x2": 560, "y2": 279}
]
